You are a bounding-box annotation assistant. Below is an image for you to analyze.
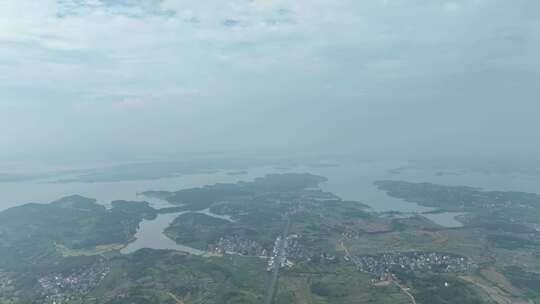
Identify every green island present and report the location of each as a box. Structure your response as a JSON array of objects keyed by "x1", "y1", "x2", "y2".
[{"x1": 1, "y1": 174, "x2": 539, "y2": 303}]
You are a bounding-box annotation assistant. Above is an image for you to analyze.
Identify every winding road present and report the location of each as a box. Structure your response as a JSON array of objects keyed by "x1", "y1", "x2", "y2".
[{"x1": 341, "y1": 240, "x2": 417, "y2": 304}]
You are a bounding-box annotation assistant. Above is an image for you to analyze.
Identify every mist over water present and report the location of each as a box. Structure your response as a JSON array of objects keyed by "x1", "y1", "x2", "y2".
[
  {"x1": 0, "y1": 165, "x2": 281, "y2": 210},
  {"x1": 3, "y1": 159, "x2": 540, "y2": 214}
]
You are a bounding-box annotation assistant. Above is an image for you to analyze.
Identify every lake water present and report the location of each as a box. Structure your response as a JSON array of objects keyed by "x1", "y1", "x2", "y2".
[
  {"x1": 3, "y1": 161, "x2": 540, "y2": 214},
  {"x1": 120, "y1": 211, "x2": 218, "y2": 256},
  {"x1": 305, "y1": 161, "x2": 540, "y2": 213},
  {"x1": 2, "y1": 161, "x2": 540, "y2": 253},
  {"x1": 0, "y1": 166, "x2": 281, "y2": 211},
  {"x1": 120, "y1": 198, "x2": 233, "y2": 255}
]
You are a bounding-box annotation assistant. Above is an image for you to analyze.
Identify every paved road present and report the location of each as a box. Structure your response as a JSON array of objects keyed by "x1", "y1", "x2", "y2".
[{"x1": 263, "y1": 218, "x2": 291, "y2": 304}]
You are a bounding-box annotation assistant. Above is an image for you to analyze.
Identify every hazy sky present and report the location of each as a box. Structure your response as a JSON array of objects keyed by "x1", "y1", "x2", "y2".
[{"x1": 1, "y1": 0, "x2": 539, "y2": 163}]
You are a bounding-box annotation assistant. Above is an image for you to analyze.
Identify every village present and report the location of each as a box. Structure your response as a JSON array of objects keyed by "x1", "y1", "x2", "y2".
[
  {"x1": 211, "y1": 235, "x2": 267, "y2": 257},
  {"x1": 37, "y1": 258, "x2": 110, "y2": 304},
  {"x1": 350, "y1": 251, "x2": 476, "y2": 280}
]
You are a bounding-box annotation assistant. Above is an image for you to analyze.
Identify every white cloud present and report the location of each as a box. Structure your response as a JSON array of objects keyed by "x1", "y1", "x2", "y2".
[{"x1": 0, "y1": 0, "x2": 539, "y2": 160}]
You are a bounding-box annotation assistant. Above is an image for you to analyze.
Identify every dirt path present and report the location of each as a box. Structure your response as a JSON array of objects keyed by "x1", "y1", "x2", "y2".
[
  {"x1": 391, "y1": 279, "x2": 417, "y2": 304},
  {"x1": 341, "y1": 240, "x2": 417, "y2": 304},
  {"x1": 167, "y1": 292, "x2": 185, "y2": 304}
]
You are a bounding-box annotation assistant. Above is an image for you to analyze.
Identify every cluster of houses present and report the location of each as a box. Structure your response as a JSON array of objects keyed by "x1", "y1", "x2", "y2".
[
  {"x1": 265, "y1": 234, "x2": 337, "y2": 271},
  {"x1": 209, "y1": 231, "x2": 336, "y2": 272},
  {"x1": 37, "y1": 259, "x2": 110, "y2": 304},
  {"x1": 267, "y1": 236, "x2": 294, "y2": 271},
  {"x1": 352, "y1": 251, "x2": 475, "y2": 278},
  {"x1": 211, "y1": 235, "x2": 267, "y2": 256}
]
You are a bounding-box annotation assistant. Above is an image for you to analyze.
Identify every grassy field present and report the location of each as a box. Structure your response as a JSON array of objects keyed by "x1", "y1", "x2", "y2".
[
  {"x1": 276, "y1": 262, "x2": 409, "y2": 304},
  {"x1": 56, "y1": 243, "x2": 128, "y2": 257},
  {"x1": 84, "y1": 250, "x2": 271, "y2": 304}
]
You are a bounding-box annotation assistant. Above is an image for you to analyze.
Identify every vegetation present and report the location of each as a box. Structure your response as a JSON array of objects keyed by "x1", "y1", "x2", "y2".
[
  {"x1": 503, "y1": 266, "x2": 540, "y2": 299},
  {"x1": 406, "y1": 274, "x2": 486, "y2": 304},
  {"x1": 144, "y1": 173, "x2": 327, "y2": 211},
  {"x1": 0, "y1": 195, "x2": 158, "y2": 301},
  {"x1": 2, "y1": 175, "x2": 540, "y2": 303},
  {"x1": 0, "y1": 196, "x2": 156, "y2": 256},
  {"x1": 277, "y1": 262, "x2": 408, "y2": 304},
  {"x1": 91, "y1": 250, "x2": 270, "y2": 304},
  {"x1": 164, "y1": 213, "x2": 260, "y2": 250}
]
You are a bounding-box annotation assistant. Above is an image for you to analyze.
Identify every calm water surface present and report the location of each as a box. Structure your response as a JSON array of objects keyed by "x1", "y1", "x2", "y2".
[
  {"x1": 2, "y1": 161, "x2": 540, "y2": 251},
  {"x1": 120, "y1": 211, "x2": 219, "y2": 256},
  {"x1": 0, "y1": 166, "x2": 280, "y2": 211},
  {"x1": 121, "y1": 199, "x2": 235, "y2": 254}
]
